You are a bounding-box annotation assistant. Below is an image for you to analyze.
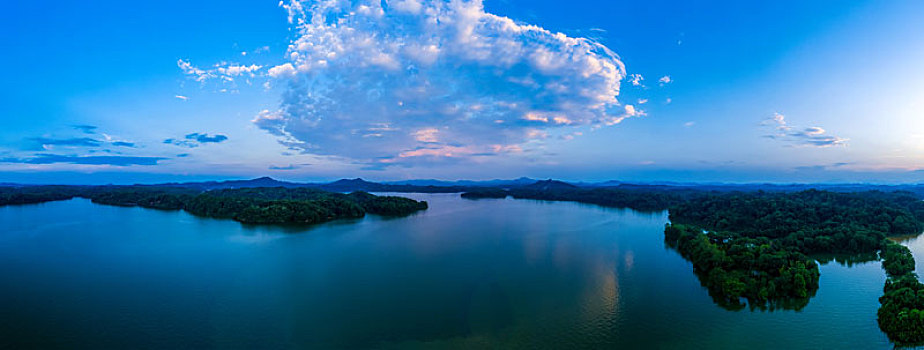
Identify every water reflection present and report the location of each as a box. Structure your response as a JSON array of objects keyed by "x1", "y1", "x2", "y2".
[
  {"x1": 888, "y1": 233, "x2": 924, "y2": 243},
  {"x1": 578, "y1": 255, "x2": 621, "y2": 332},
  {"x1": 814, "y1": 253, "x2": 879, "y2": 267}
]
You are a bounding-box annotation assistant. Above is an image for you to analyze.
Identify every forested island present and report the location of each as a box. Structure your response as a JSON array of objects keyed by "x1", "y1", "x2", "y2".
[
  {"x1": 878, "y1": 240, "x2": 924, "y2": 343},
  {"x1": 0, "y1": 185, "x2": 427, "y2": 225},
  {"x1": 462, "y1": 185, "x2": 924, "y2": 343},
  {"x1": 664, "y1": 223, "x2": 820, "y2": 310},
  {"x1": 662, "y1": 190, "x2": 920, "y2": 308},
  {"x1": 665, "y1": 190, "x2": 924, "y2": 343}
]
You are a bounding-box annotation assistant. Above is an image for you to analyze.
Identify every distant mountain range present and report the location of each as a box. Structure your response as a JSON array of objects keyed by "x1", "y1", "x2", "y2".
[
  {"x1": 151, "y1": 177, "x2": 307, "y2": 190},
  {"x1": 6, "y1": 177, "x2": 924, "y2": 196},
  {"x1": 150, "y1": 177, "x2": 559, "y2": 193},
  {"x1": 383, "y1": 177, "x2": 539, "y2": 187},
  {"x1": 520, "y1": 179, "x2": 579, "y2": 191}
]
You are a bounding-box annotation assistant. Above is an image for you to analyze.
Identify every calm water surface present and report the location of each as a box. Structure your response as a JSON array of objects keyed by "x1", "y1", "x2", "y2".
[{"x1": 0, "y1": 194, "x2": 915, "y2": 349}]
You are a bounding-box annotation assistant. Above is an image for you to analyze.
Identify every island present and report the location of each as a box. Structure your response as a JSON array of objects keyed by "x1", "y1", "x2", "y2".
[
  {"x1": 878, "y1": 240, "x2": 924, "y2": 344},
  {"x1": 663, "y1": 223, "x2": 820, "y2": 310},
  {"x1": 0, "y1": 185, "x2": 427, "y2": 225},
  {"x1": 464, "y1": 184, "x2": 924, "y2": 343},
  {"x1": 665, "y1": 190, "x2": 924, "y2": 343}
]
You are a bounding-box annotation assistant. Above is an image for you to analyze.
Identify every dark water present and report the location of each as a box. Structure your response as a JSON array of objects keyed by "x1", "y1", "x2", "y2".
[{"x1": 0, "y1": 194, "x2": 912, "y2": 349}]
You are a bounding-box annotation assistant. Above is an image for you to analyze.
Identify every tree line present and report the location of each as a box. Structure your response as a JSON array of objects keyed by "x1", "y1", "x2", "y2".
[
  {"x1": 461, "y1": 187, "x2": 697, "y2": 212},
  {"x1": 666, "y1": 189, "x2": 924, "y2": 343},
  {"x1": 0, "y1": 185, "x2": 428, "y2": 225},
  {"x1": 664, "y1": 223, "x2": 819, "y2": 311},
  {"x1": 878, "y1": 241, "x2": 924, "y2": 344}
]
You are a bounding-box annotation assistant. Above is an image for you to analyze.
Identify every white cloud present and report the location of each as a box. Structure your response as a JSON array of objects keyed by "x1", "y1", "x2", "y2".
[
  {"x1": 552, "y1": 116, "x2": 573, "y2": 125},
  {"x1": 177, "y1": 59, "x2": 263, "y2": 83},
  {"x1": 763, "y1": 113, "x2": 847, "y2": 147},
  {"x1": 624, "y1": 104, "x2": 638, "y2": 116},
  {"x1": 390, "y1": 0, "x2": 424, "y2": 14},
  {"x1": 629, "y1": 104, "x2": 647, "y2": 117},
  {"x1": 412, "y1": 128, "x2": 440, "y2": 143},
  {"x1": 255, "y1": 0, "x2": 630, "y2": 166},
  {"x1": 629, "y1": 74, "x2": 644, "y2": 86},
  {"x1": 177, "y1": 59, "x2": 210, "y2": 82},
  {"x1": 267, "y1": 63, "x2": 296, "y2": 78},
  {"x1": 658, "y1": 75, "x2": 672, "y2": 85},
  {"x1": 560, "y1": 131, "x2": 582, "y2": 141},
  {"x1": 218, "y1": 64, "x2": 262, "y2": 76},
  {"x1": 522, "y1": 112, "x2": 549, "y2": 123},
  {"x1": 174, "y1": 95, "x2": 188, "y2": 101}
]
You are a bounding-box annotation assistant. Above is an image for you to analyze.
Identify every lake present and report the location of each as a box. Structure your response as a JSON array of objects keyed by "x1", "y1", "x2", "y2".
[{"x1": 0, "y1": 193, "x2": 917, "y2": 349}]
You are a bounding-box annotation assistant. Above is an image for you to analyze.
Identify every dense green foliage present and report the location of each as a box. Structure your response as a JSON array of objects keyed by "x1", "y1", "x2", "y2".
[
  {"x1": 665, "y1": 224, "x2": 819, "y2": 310},
  {"x1": 196, "y1": 187, "x2": 338, "y2": 201},
  {"x1": 881, "y1": 241, "x2": 917, "y2": 278},
  {"x1": 669, "y1": 190, "x2": 924, "y2": 255},
  {"x1": 877, "y1": 240, "x2": 924, "y2": 344},
  {"x1": 169, "y1": 187, "x2": 426, "y2": 224},
  {"x1": 87, "y1": 187, "x2": 196, "y2": 210},
  {"x1": 667, "y1": 189, "x2": 924, "y2": 342},
  {"x1": 0, "y1": 185, "x2": 427, "y2": 225},
  {"x1": 0, "y1": 186, "x2": 82, "y2": 206},
  {"x1": 233, "y1": 199, "x2": 365, "y2": 224},
  {"x1": 344, "y1": 191, "x2": 429, "y2": 216},
  {"x1": 190, "y1": 187, "x2": 428, "y2": 218}
]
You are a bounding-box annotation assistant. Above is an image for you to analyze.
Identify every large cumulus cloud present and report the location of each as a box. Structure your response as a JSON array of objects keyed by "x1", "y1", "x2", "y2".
[{"x1": 253, "y1": 0, "x2": 630, "y2": 165}]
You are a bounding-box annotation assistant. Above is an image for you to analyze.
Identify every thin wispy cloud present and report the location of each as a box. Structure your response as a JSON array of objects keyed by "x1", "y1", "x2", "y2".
[
  {"x1": 164, "y1": 132, "x2": 228, "y2": 148},
  {"x1": 26, "y1": 124, "x2": 141, "y2": 152},
  {"x1": 269, "y1": 163, "x2": 310, "y2": 170},
  {"x1": 241, "y1": 46, "x2": 270, "y2": 56},
  {"x1": 234, "y1": 0, "x2": 633, "y2": 168},
  {"x1": 763, "y1": 113, "x2": 847, "y2": 148},
  {"x1": 187, "y1": 133, "x2": 227, "y2": 143},
  {"x1": 111, "y1": 141, "x2": 136, "y2": 148},
  {"x1": 29, "y1": 137, "x2": 101, "y2": 149},
  {"x1": 8, "y1": 126, "x2": 149, "y2": 171},
  {"x1": 0, "y1": 154, "x2": 166, "y2": 166},
  {"x1": 72, "y1": 125, "x2": 98, "y2": 134},
  {"x1": 794, "y1": 162, "x2": 852, "y2": 171}
]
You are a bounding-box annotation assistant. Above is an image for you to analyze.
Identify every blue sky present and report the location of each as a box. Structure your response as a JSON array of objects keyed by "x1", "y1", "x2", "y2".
[{"x1": 2, "y1": 0, "x2": 924, "y2": 184}]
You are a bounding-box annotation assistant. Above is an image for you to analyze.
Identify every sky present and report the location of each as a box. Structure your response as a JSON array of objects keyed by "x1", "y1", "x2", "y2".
[{"x1": 2, "y1": 0, "x2": 924, "y2": 184}]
